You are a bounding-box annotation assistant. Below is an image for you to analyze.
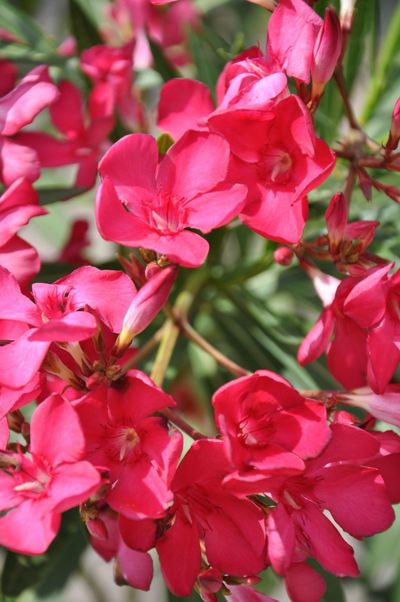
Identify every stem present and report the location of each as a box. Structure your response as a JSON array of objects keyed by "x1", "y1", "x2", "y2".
[
  {"x1": 334, "y1": 68, "x2": 360, "y2": 131},
  {"x1": 343, "y1": 165, "x2": 357, "y2": 205},
  {"x1": 116, "y1": 327, "x2": 164, "y2": 377},
  {"x1": 179, "y1": 320, "x2": 249, "y2": 377},
  {"x1": 150, "y1": 268, "x2": 208, "y2": 387},
  {"x1": 160, "y1": 408, "x2": 206, "y2": 440}
]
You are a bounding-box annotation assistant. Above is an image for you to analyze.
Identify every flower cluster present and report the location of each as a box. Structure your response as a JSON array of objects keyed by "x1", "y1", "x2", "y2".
[{"x1": 1, "y1": 0, "x2": 400, "y2": 601}]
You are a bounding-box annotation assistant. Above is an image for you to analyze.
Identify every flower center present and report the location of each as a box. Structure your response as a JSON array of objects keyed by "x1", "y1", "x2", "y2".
[
  {"x1": 261, "y1": 146, "x2": 293, "y2": 185},
  {"x1": 147, "y1": 193, "x2": 187, "y2": 235}
]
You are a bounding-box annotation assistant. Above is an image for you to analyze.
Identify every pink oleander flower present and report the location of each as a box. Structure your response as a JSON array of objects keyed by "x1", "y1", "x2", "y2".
[
  {"x1": 0, "y1": 66, "x2": 59, "y2": 185},
  {"x1": 96, "y1": 130, "x2": 248, "y2": 267},
  {"x1": 0, "y1": 178, "x2": 47, "y2": 286},
  {"x1": 310, "y1": 7, "x2": 342, "y2": 100},
  {"x1": 157, "y1": 52, "x2": 287, "y2": 141},
  {"x1": 80, "y1": 43, "x2": 144, "y2": 130},
  {"x1": 387, "y1": 96, "x2": 400, "y2": 151},
  {"x1": 75, "y1": 370, "x2": 182, "y2": 519},
  {"x1": 105, "y1": 0, "x2": 198, "y2": 68},
  {"x1": 325, "y1": 192, "x2": 382, "y2": 274},
  {"x1": 89, "y1": 508, "x2": 153, "y2": 590},
  {"x1": 266, "y1": 0, "x2": 322, "y2": 83},
  {"x1": 209, "y1": 95, "x2": 335, "y2": 243},
  {"x1": 341, "y1": 386, "x2": 400, "y2": 428},
  {"x1": 213, "y1": 370, "x2": 330, "y2": 480},
  {"x1": 0, "y1": 265, "x2": 136, "y2": 390},
  {"x1": 0, "y1": 394, "x2": 101, "y2": 554},
  {"x1": 298, "y1": 263, "x2": 400, "y2": 392},
  {"x1": 17, "y1": 80, "x2": 113, "y2": 188},
  {"x1": 154, "y1": 439, "x2": 267, "y2": 596},
  {"x1": 263, "y1": 423, "x2": 396, "y2": 600}
]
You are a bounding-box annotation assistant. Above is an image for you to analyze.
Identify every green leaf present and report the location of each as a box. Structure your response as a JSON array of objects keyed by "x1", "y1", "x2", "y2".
[
  {"x1": 0, "y1": 41, "x2": 66, "y2": 67},
  {"x1": 0, "y1": 0, "x2": 56, "y2": 51},
  {"x1": 187, "y1": 24, "x2": 228, "y2": 92},
  {"x1": 149, "y1": 39, "x2": 180, "y2": 82},
  {"x1": 69, "y1": 0, "x2": 103, "y2": 52},
  {"x1": 37, "y1": 187, "x2": 86, "y2": 205},
  {"x1": 361, "y1": 3, "x2": 400, "y2": 123}
]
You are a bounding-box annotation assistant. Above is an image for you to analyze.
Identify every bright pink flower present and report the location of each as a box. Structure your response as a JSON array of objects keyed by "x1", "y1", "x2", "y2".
[
  {"x1": 0, "y1": 66, "x2": 58, "y2": 185},
  {"x1": 227, "y1": 585, "x2": 279, "y2": 602},
  {"x1": 157, "y1": 58, "x2": 287, "y2": 141},
  {"x1": 266, "y1": 0, "x2": 322, "y2": 83},
  {"x1": 311, "y1": 7, "x2": 342, "y2": 99},
  {"x1": 0, "y1": 395, "x2": 100, "y2": 554},
  {"x1": 106, "y1": 0, "x2": 198, "y2": 68},
  {"x1": 0, "y1": 266, "x2": 136, "y2": 390},
  {"x1": 0, "y1": 416, "x2": 9, "y2": 448},
  {"x1": 341, "y1": 386, "x2": 400, "y2": 428},
  {"x1": 75, "y1": 370, "x2": 182, "y2": 519},
  {"x1": 96, "y1": 130, "x2": 247, "y2": 267},
  {"x1": 284, "y1": 563, "x2": 326, "y2": 602},
  {"x1": 209, "y1": 95, "x2": 335, "y2": 243},
  {"x1": 213, "y1": 370, "x2": 330, "y2": 480},
  {"x1": 264, "y1": 424, "x2": 395, "y2": 581},
  {"x1": 80, "y1": 43, "x2": 144, "y2": 130},
  {"x1": 89, "y1": 508, "x2": 153, "y2": 590},
  {"x1": 17, "y1": 80, "x2": 113, "y2": 188},
  {"x1": 298, "y1": 263, "x2": 400, "y2": 392},
  {"x1": 0, "y1": 178, "x2": 47, "y2": 285},
  {"x1": 155, "y1": 439, "x2": 267, "y2": 596}
]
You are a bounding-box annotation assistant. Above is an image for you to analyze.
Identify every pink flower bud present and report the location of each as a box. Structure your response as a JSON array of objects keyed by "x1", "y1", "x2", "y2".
[
  {"x1": 325, "y1": 192, "x2": 347, "y2": 247},
  {"x1": 342, "y1": 386, "x2": 400, "y2": 428},
  {"x1": 115, "y1": 265, "x2": 177, "y2": 353},
  {"x1": 273, "y1": 246, "x2": 294, "y2": 266},
  {"x1": 387, "y1": 97, "x2": 400, "y2": 151},
  {"x1": 311, "y1": 7, "x2": 342, "y2": 98}
]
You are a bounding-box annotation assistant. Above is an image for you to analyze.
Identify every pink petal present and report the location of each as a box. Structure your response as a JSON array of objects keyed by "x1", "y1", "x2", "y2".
[
  {"x1": 29, "y1": 311, "x2": 98, "y2": 342},
  {"x1": 30, "y1": 394, "x2": 86, "y2": 465},
  {"x1": 99, "y1": 133, "x2": 158, "y2": 201},
  {"x1": 0, "y1": 331, "x2": 49, "y2": 389},
  {"x1": 285, "y1": 563, "x2": 326, "y2": 602},
  {"x1": 185, "y1": 184, "x2": 247, "y2": 233},
  {"x1": 157, "y1": 512, "x2": 201, "y2": 597},
  {"x1": 154, "y1": 229, "x2": 210, "y2": 268},
  {"x1": 267, "y1": 505, "x2": 296, "y2": 574},
  {"x1": 50, "y1": 80, "x2": 85, "y2": 136},
  {"x1": 157, "y1": 130, "x2": 230, "y2": 201},
  {"x1": 57, "y1": 266, "x2": 137, "y2": 333},
  {"x1": 0, "y1": 138, "x2": 40, "y2": 185},
  {"x1": 298, "y1": 307, "x2": 334, "y2": 365},
  {"x1": 0, "y1": 499, "x2": 60, "y2": 554},
  {"x1": 117, "y1": 542, "x2": 153, "y2": 590},
  {"x1": 315, "y1": 464, "x2": 394, "y2": 538},
  {"x1": 327, "y1": 317, "x2": 368, "y2": 389},
  {"x1": 343, "y1": 264, "x2": 392, "y2": 328},
  {"x1": 0, "y1": 266, "x2": 39, "y2": 325},
  {"x1": 158, "y1": 78, "x2": 213, "y2": 140},
  {"x1": 50, "y1": 461, "x2": 101, "y2": 512}
]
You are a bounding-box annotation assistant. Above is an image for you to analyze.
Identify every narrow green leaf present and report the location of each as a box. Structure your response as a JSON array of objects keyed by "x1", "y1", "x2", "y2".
[
  {"x1": 0, "y1": 0, "x2": 55, "y2": 51},
  {"x1": 361, "y1": 3, "x2": 400, "y2": 123},
  {"x1": 69, "y1": 0, "x2": 103, "y2": 52},
  {"x1": 149, "y1": 40, "x2": 180, "y2": 82},
  {"x1": 0, "y1": 42, "x2": 66, "y2": 67},
  {"x1": 37, "y1": 187, "x2": 86, "y2": 205}
]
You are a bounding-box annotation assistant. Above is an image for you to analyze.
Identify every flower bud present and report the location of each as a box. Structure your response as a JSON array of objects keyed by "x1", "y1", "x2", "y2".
[
  {"x1": 386, "y1": 97, "x2": 400, "y2": 151},
  {"x1": 342, "y1": 386, "x2": 400, "y2": 428},
  {"x1": 311, "y1": 7, "x2": 342, "y2": 99},
  {"x1": 115, "y1": 265, "x2": 178, "y2": 353},
  {"x1": 325, "y1": 192, "x2": 347, "y2": 248},
  {"x1": 273, "y1": 246, "x2": 293, "y2": 266}
]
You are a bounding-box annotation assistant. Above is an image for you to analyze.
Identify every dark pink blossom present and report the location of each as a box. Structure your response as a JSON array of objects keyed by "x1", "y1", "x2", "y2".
[
  {"x1": 209, "y1": 95, "x2": 335, "y2": 243},
  {"x1": 96, "y1": 130, "x2": 247, "y2": 267},
  {"x1": 0, "y1": 395, "x2": 100, "y2": 554},
  {"x1": 75, "y1": 370, "x2": 182, "y2": 519},
  {"x1": 0, "y1": 66, "x2": 58, "y2": 185},
  {"x1": 213, "y1": 370, "x2": 330, "y2": 479}
]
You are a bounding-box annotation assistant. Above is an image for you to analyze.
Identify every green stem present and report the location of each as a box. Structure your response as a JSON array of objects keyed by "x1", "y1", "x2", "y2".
[{"x1": 150, "y1": 268, "x2": 208, "y2": 387}]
